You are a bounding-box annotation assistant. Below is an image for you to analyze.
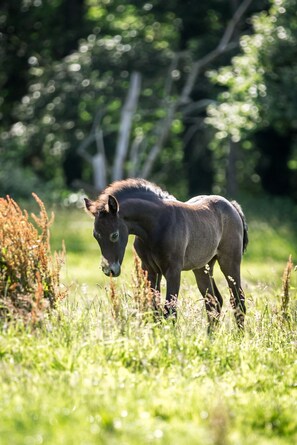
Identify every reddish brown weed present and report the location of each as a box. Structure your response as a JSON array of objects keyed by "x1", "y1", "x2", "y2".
[{"x1": 0, "y1": 194, "x2": 66, "y2": 322}]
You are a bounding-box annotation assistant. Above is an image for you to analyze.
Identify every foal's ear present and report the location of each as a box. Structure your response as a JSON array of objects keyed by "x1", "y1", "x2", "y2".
[
  {"x1": 84, "y1": 198, "x2": 98, "y2": 216},
  {"x1": 108, "y1": 195, "x2": 119, "y2": 215}
]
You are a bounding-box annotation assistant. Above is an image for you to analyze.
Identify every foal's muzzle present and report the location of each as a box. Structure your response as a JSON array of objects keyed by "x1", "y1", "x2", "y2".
[{"x1": 101, "y1": 258, "x2": 121, "y2": 277}]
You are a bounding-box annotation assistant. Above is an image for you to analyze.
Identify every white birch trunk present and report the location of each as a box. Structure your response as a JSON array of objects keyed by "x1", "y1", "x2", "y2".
[
  {"x1": 112, "y1": 71, "x2": 141, "y2": 181},
  {"x1": 92, "y1": 153, "x2": 107, "y2": 191}
]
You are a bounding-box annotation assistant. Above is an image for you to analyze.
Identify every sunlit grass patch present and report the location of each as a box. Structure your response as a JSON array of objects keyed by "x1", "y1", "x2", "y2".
[{"x1": 245, "y1": 220, "x2": 295, "y2": 264}]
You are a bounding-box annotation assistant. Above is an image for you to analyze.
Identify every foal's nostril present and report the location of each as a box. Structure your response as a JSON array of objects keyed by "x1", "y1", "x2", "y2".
[
  {"x1": 101, "y1": 261, "x2": 121, "y2": 277},
  {"x1": 110, "y1": 262, "x2": 121, "y2": 277}
]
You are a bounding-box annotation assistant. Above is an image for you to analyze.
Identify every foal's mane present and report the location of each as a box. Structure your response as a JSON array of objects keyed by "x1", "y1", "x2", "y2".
[{"x1": 97, "y1": 178, "x2": 176, "y2": 209}]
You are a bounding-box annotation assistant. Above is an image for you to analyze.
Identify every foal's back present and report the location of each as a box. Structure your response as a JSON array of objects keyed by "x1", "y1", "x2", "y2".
[
  {"x1": 178, "y1": 195, "x2": 245, "y2": 267},
  {"x1": 186, "y1": 194, "x2": 243, "y2": 229}
]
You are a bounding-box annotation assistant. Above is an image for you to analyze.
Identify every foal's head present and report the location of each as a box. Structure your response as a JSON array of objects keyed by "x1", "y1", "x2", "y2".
[{"x1": 84, "y1": 195, "x2": 128, "y2": 277}]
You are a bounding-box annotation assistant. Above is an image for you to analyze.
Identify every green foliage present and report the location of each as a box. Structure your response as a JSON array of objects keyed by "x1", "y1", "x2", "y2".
[
  {"x1": 1, "y1": 0, "x2": 270, "y2": 199},
  {"x1": 1, "y1": 1, "x2": 183, "y2": 191},
  {"x1": 3, "y1": 0, "x2": 297, "y2": 201},
  {"x1": 207, "y1": 0, "x2": 297, "y2": 138},
  {"x1": 0, "y1": 0, "x2": 87, "y2": 124},
  {"x1": 206, "y1": 0, "x2": 297, "y2": 194},
  {"x1": 0, "y1": 160, "x2": 41, "y2": 199}
]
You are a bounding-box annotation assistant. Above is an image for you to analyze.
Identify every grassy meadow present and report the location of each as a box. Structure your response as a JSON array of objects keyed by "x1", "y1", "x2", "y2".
[{"x1": 1, "y1": 195, "x2": 297, "y2": 445}]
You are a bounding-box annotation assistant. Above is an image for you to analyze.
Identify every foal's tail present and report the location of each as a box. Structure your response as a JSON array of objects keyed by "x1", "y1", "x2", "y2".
[{"x1": 231, "y1": 201, "x2": 249, "y2": 253}]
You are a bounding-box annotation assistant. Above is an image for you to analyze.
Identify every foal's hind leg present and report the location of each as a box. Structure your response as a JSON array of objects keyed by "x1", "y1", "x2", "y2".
[
  {"x1": 193, "y1": 258, "x2": 223, "y2": 332},
  {"x1": 217, "y1": 252, "x2": 246, "y2": 329}
]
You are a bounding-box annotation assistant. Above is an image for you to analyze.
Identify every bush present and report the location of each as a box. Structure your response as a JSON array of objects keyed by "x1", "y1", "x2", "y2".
[{"x1": 0, "y1": 194, "x2": 66, "y2": 322}]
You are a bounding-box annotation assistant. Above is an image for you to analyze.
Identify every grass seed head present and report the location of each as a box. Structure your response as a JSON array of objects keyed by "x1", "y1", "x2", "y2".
[{"x1": 281, "y1": 254, "x2": 294, "y2": 320}]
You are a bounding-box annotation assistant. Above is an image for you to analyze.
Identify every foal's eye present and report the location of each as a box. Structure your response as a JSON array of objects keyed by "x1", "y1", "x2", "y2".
[{"x1": 110, "y1": 231, "x2": 119, "y2": 242}]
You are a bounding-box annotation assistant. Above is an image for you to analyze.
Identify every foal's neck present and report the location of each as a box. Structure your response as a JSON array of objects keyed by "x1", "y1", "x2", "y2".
[{"x1": 120, "y1": 198, "x2": 163, "y2": 241}]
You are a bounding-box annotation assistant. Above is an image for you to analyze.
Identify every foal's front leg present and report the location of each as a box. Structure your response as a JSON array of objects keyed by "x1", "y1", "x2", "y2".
[{"x1": 164, "y1": 267, "x2": 181, "y2": 318}]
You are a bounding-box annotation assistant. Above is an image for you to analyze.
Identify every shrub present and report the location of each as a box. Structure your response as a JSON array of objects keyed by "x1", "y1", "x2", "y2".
[{"x1": 0, "y1": 193, "x2": 66, "y2": 322}]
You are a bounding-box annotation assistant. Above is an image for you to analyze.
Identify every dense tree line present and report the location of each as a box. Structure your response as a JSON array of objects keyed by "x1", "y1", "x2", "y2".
[{"x1": 1, "y1": 0, "x2": 296, "y2": 200}]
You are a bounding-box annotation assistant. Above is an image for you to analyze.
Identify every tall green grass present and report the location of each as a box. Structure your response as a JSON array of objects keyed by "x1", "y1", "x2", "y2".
[{"x1": 0, "y1": 197, "x2": 297, "y2": 445}]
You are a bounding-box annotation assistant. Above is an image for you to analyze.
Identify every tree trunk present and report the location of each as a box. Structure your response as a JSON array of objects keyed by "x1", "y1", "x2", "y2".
[
  {"x1": 92, "y1": 153, "x2": 106, "y2": 191},
  {"x1": 140, "y1": 101, "x2": 176, "y2": 179},
  {"x1": 112, "y1": 71, "x2": 141, "y2": 181}
]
